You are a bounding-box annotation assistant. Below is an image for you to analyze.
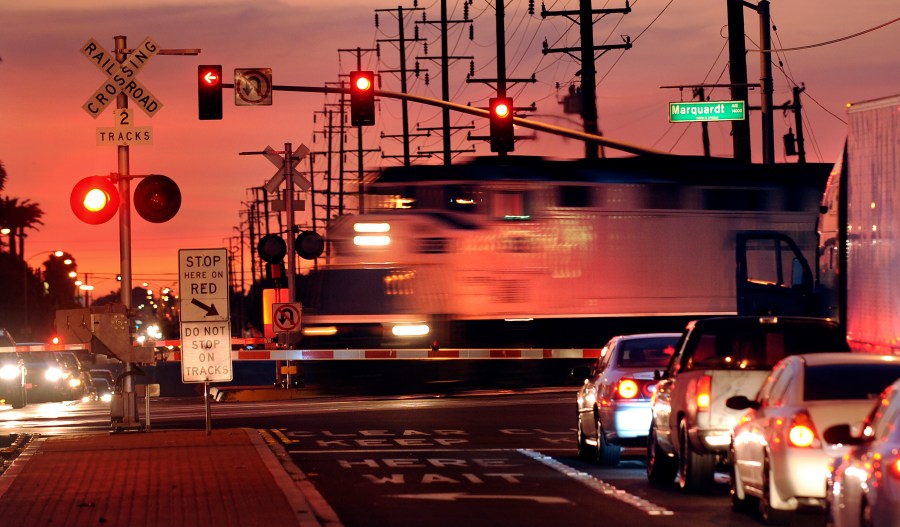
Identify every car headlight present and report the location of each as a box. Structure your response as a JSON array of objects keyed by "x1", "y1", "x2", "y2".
[
  {"x1": 100, "y1": 393, "x2": 113, "y2": 403},
  {"x1": 69, "y1": 378, "x2": 82, "y2": 388},
  {"x1": 0, "y1": 365, "x2": 20, "y2": 380},
  {"x1": 45, "y1": 367, "x2": 63, "y2": 382}
]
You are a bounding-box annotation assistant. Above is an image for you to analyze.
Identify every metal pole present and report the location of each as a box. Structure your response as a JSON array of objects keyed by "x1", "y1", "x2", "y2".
[
  {"x1": 114, "y1": 35, "x2": 139, "y2": 431},
  {"x1": 758, "y1": 0, "x2": 775, "y2": 164},
  {"x1": 284, "y1": 143, "x2": 297, "y2": 302},
  {"x1": 579, "y1": 0, "x2": 600, "y2": 159},
  {"x1": 204, "y1": 381, "x2": 211, "y2": 435},
  {"x1": 440, "y1": 0, "x2": 452, "y2": 165}
]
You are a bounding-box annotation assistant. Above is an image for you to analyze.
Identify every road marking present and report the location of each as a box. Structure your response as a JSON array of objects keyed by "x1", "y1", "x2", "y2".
[
  {"x1": 389, "y1": 492, "x2": 573, "y2": 504},
  {"x1": 518, "y1": 449, "x2": 674, "y2": 516}
]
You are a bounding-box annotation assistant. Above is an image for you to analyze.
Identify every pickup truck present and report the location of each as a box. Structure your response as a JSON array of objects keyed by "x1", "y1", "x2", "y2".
[{"x1": 646, "y1": 316, "x2": 849, "y2": 493}]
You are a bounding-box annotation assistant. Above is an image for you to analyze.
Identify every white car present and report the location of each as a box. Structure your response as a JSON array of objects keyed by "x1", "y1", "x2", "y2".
[
  {"x1": 574, "y1": 332, "x2": 679, "y2": 465},
  {"x1": 824, "y1": 377, "x2": 900, "y2": 527},
  {"x1": 728, "y1": 353, "x2": 900, "y2": 524}
]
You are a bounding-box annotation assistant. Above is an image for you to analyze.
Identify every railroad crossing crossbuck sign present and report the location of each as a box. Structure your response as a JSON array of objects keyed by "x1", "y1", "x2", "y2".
[
  {"x1": 272, "y1": 303, "x2": 302, "y2": 333},
  {"x1": 81, "y1": 36, "x2": 164, "y2": 118}
]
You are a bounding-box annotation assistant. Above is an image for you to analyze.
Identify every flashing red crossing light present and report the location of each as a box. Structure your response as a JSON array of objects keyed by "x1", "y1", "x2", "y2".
[
  {"x1": 71, "y1": 176, "x2": 120, "y2": 224},
  {"x1": 489, "y1": 97, "x2": 515, "y2": 153},
  {"x1": 350, "y1": 71, "x2": 376, "y2": 126},
  {"x1": 198, "y1": 65, "x2": 223, "y2": 120}
]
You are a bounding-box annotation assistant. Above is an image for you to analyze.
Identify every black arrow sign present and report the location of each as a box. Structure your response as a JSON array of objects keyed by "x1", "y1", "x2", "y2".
[{"x1": 191, "y1": 298, "x2": 220, "y2": 317}]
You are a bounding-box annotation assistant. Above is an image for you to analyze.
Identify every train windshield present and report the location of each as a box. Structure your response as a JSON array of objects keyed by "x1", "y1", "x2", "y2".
[
  {"x1": 366, "y1": 184, "x2": 485, "y2": 214},
  {"x1": 302, "y1": 268, "x2": 417, "y2": 315}
]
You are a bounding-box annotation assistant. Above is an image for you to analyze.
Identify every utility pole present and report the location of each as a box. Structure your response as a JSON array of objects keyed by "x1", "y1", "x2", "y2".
[
  {"x1": 727, "y1": 0, "x2": 752, "y2": 162},
  {"x1": 542, "y1": 0, "x2": 632, "y2": 159},
  {"x1": 467, "y1": 0, "x2": 537, "y2": 156},
  {"x1": 417, "y1": 0, "x2": 474, "y2": 165},
  {"x1": 376, "y1": 4, "x2": 426, "y2": 166}
]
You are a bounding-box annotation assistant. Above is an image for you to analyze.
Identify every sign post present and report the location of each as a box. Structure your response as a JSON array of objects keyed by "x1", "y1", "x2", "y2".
[{"x1": 179, "y1": 248, "x2": 232, "y2": 434}]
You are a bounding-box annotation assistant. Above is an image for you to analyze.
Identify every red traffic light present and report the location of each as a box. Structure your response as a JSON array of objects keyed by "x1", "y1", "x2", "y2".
[
  {"x1": 489, "y1": 97, "x2": 515, "y2": 153},
  {"x1": 71, "y1": 176, "x2": 120, "y2": 224},
  {"x1": 134, "y1": 175, "x2": 181, "y2": 223},
  {"x1": 198, "y1": 65, "x2": 223, "y2": 120},
  {"x1": 349, "y1": 71, "x2": 376, "y2": 126}
]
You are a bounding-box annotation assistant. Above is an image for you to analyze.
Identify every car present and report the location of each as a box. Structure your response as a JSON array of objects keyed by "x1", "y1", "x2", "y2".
[
  {"x1": 20, "y1": 351, "x2": 69, "y2": 403},
  {"x1": 647, "y1": 316, "x2": 851, "y2": 493},
  {"x1": 90, "y1": 377, "x2": 114, "y2": 403},
  {"x1": 823, "y1": 377, "x2": 900, "y2": 527},
  {"x1": 90, "y1": 368, "x2": 116, "y2": 389},
  {"x1": 574, "y1": 332, "x2": 680, "y2": 465},
  {"x1": 0, "y1": 329, "x2": 26, "y2": 409},
  {"x1": 727, "y1": 353, "x2": 900, "y2": 524},
  {"x1": 56, "y1": 352, "x2": 90, "y2": 400}
]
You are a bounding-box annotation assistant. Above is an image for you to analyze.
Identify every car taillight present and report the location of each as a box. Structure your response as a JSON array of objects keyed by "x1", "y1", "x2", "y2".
[
  {"x1": 696, "y1": 375, "x2": 711, "y2": 411},
  {"x1": 887, "y1": 456, "x2": 900, "y2": 479},
  {"x1": 787, "y1": 411, "x2": 821, "y2": 448},
  {"x1": 617, "y1": 379, "x2": 639, "y2": 399}
]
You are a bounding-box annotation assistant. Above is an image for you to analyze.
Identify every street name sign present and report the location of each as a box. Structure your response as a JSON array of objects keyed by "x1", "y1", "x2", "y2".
[
  {"x1": 81, "y1": 36, "x2": 164, "y2": 118},
  {"x1": 179, "y1": 248, "x2": 229, "y2": 323},
  {"x1": 669, "y1": 100, "x2": 746, "y2": 123},
  {"x1": 235, "y1": 68, "x2": 273, "y2": 106},
  {"x1": 180, "y1": 320, "x2": 233, "y2": 383}
]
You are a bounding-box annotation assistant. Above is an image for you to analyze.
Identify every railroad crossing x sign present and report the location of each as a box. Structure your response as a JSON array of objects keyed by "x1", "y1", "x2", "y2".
[
  {"x1": 81, "y1": 36, "x2": 164, "y2": 118},
  {"x1": 263, "y1": 144, "x2": 311, "y2": 193}
]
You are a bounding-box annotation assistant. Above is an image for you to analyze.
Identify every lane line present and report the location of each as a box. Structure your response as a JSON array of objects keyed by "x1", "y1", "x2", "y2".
[{"x1": 518, "y1": 449, "x2": 674, "y2": 516}]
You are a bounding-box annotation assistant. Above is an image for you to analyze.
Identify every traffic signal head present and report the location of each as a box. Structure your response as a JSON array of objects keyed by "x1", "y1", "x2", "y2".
[
  {"x1": 198, "y1": 65, "x2": 223, "y2": 120},
  {"x1": 489, "y1": 97, "x2": 515, "y2": 153},
  {"x1": 134, "y1": 175, "x2": 182, "y2": 223},
  {"x1": 71, "y1": 176, "x2": 120, "y2": 224},
  {"x1": 350, "y1": 70, "x2": 375, "y2": 126},
  {"x1": 257, "y1": 234, "x2": 287, "y2": 264}
]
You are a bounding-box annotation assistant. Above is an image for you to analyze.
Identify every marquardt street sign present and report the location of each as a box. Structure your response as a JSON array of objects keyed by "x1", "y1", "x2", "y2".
[
  {"x1": 81, "y1": 36, "x2": 164, "y2": 118},
  {"x1": 669, "y1": 100, "x2": 746, "y2": 123},
  {"x1": 96, "y1": 109, "x2": 153, "y2": 146},
  {"x1": 180, "y1": 320, "x2": 233, "y2": 383},
  {"x1": 178, "y1": 248, "x2": 229, "y2": 323}
]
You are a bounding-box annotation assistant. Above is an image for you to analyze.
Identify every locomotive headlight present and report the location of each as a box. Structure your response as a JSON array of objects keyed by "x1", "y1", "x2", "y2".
[
  {"x1": 354, "y1": 235, "x2": 391, "y2": 247},
  {"x1": 353, "y1": 223, "x2": 391, "y2": 246},
  {"x1": 353, "y1": 222, "x2": 390, "y2": 233},
  {"x1": 0, "y1": 365, "x2": 20, "y2": 380},
  {"x1": 392, "y1": 324, "x2": 430, "y2": 337}
]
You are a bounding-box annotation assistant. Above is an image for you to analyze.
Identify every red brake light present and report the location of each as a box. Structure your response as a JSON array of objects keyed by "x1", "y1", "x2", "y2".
[
  {"x1": 696, "y1": 375, "x2": 711, "y2": 410},
  {"x1": 617, "y1": 379, "x2": 639, "y2": 399},
  {"x1": 787, "y1": 411, "x2": 820, "y2": 448},
  {"x1": 888, "y1": 457, "x2": 900, "y2": 479}
]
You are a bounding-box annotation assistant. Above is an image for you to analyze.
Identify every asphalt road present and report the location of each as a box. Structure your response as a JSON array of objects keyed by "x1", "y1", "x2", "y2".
[{"x1": 1, "y1": 390, "x2": 826, "y2": 527}]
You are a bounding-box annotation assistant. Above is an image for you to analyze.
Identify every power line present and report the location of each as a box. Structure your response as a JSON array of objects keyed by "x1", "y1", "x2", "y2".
[{"x1": 755, "y1": 15, "x2": 900, "y2": 52}]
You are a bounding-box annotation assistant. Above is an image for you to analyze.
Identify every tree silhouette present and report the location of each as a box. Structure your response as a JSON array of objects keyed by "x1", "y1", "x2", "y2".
[{"x1": 0, "y1": 196, "x2": 45, "y2": 259}]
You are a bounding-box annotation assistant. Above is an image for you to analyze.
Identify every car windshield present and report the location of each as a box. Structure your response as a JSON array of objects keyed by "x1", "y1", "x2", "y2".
[
  {"x1": 618, "y1": 338, "x2": 677, "y2": 368},
  {"x1": 804, "y1": 363, "x2": 900, "y2": 401}
]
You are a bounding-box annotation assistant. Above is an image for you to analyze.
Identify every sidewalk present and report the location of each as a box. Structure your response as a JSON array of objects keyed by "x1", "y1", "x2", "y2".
[{"x1": 0, "y1": 428, "x2": 340, "y2": 527}]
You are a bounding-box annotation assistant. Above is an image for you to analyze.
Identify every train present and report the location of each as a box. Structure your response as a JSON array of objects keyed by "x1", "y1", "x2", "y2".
[{"x1": 295, "y1": 155, "x2": 831, "y2": 350}]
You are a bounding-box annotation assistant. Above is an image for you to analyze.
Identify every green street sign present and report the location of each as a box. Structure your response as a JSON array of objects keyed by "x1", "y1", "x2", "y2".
[{"x1": 669, "y1": 100, "x2": 746, "y2": 123}]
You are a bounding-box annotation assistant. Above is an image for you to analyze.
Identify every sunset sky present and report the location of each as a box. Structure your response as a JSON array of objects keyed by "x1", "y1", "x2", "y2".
[{"x1": 0, "y1": 0, "x2": 897, "y2": 296}]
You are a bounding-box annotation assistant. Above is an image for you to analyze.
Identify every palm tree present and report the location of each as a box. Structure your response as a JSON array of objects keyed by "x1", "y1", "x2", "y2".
[{"x1": 0, "y1": 197, "x2": 44, "y2": 260}]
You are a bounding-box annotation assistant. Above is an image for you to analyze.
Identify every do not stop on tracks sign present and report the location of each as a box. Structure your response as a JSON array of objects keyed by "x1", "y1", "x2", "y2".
[{"x1": 179, "y1": 248, "x2": 232, "y2": 383}]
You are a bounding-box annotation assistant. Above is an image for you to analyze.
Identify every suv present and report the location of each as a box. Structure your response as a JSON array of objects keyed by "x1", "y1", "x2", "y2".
[
  {"x1": 0, "y1": 329, "x2": 26, "y2": 408},
  {"x1": 21, "y1": 351, "x2": 68, "y2": 403},
  {"x1": 646, "y1": 316, "x2": 849, "y2": 493}
]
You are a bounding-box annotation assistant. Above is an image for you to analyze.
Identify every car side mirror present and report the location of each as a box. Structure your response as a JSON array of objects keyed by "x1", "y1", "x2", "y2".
[
  {"x1": 653, "y1": 370, "x2": 663, "y2": 381},
  {"x1": 726, "y1": 395, "x2": 760, "y2": 410}
]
